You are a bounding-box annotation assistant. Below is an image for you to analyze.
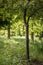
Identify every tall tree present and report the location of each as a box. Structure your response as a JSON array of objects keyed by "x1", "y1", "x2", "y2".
[{"x1": 11, "y1": 0, "x2": 43, "y2": 62}]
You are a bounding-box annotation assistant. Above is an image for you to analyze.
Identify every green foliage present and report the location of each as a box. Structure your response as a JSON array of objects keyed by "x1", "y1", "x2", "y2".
[
  {"x1": 29, "y1": 19, "x2": 43, "y2": 34},
  {"x1": 0, "y1": 0, "x2": 43, "y2": 33}
]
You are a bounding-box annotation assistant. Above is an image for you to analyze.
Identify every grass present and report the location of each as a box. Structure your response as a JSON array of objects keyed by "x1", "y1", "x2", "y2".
[{"x1": 0, "y1": 36, "x2": 43, "y2": 65}]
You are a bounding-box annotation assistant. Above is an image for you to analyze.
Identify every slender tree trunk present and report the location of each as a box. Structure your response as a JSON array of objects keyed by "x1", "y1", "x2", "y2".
[
  {"x1": 31, "y1": 32, "x2": 34, "y2": 41},
  {"x1": 24, "y1": 8, "x2": 30, "y2": 62},
  {"x1": 31, "y1": 23, "x2": 34, "y2": 41},
  {"x1": 25, "y1": 22, "x2": 30, "y2": 61},
  {"x1": 23, "y1": 24, "x2": 25, "y2": 36},
  {"x1": 8, "y1": 21, "x2": 10, "y2": 39},
  {"x1": 18, "y1": 26, "x2": 21, "y2": 36}
]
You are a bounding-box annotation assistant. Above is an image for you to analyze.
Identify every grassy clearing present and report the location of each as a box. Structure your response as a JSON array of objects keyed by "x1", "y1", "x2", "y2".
[{"x1": 0, "y1": 37, "x2": 43, "y2": 65}]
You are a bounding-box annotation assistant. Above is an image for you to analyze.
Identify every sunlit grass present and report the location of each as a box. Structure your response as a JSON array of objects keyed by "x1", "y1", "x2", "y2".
[{"x1": 0, "y1": 36, "x2": 43, "y2": 65}]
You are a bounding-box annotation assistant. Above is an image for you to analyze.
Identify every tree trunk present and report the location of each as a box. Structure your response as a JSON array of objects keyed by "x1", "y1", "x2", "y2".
[
  {"x1": 8, "y1": 21, "x2": 10, "y2": 39},
  {"x1": 25, "y1": 22, "x2": 30, "y2": 61},
  {"x1": 23, "y1": 24, "x2": 25, "y2": 36},
  {"x1": 31, "y1": 23, "x2": 34, "y2": 41},
  {"x1": 31, "y1": 32, "x2": 34, "y2": 41},
  {"x1": 24, "y1": 8, "x2": 30, "y2": 62},
  {"x1": 18, "y1": 26, "x2": 21, "y2": 36}
]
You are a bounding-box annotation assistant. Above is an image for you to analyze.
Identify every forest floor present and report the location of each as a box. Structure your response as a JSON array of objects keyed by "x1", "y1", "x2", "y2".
[
  {"x1": 29, "y1": 59, "x2": 43, "y2": 65},
  {"x1": 0, "y1": 36, "x2": 43, "y2": 65}
]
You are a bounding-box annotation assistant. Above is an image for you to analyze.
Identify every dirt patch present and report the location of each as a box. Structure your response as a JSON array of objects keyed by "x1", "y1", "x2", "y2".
[{"x1": 30, "y1": 59, "x2": 43, "y2": 65}]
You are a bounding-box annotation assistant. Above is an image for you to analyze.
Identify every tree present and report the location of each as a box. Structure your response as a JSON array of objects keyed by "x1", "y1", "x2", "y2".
[
  {"x1": 0, "y1": 0, "x2": 14, "y2": 39},
  {"x1": 20, "y1": 0, "x2": 43, "y2": 62},
  {"x1": 11, "y1": 0, "x2": 43, "y2": 62}
]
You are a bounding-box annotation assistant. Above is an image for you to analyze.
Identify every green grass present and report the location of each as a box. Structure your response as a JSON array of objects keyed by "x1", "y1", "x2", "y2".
[{"x1": 0, "y1": 37, "x2": 43, "y2": 65}]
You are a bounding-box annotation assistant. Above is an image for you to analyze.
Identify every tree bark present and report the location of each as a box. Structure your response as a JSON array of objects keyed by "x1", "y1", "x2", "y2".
[
  {"x1": 31, "y1": 23, "x2": 34, "y2": 41},
  {"x1": 23, "y1": 24, "x2": 25, "y2": 36},
  {"x1": 24, "y1": 8, "x2": 30, "y2": 62},
  {"x1": 25, "y1": 22, "x2": 30, "y2": 61},
  {"x1": 31, "y1": 32, "x2": 34, "y2": 41},
  {"x1": 8, "y1": 21, "x2": 10, "y2": 39},
  {"x1": 18, "y1": 26, "x2": 21, "y2": 36}
]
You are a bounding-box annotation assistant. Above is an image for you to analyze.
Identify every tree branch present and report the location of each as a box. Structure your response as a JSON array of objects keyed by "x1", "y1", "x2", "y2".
[{"x1": 27, "y1": 6, "x2": 43, "y2": 22}]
